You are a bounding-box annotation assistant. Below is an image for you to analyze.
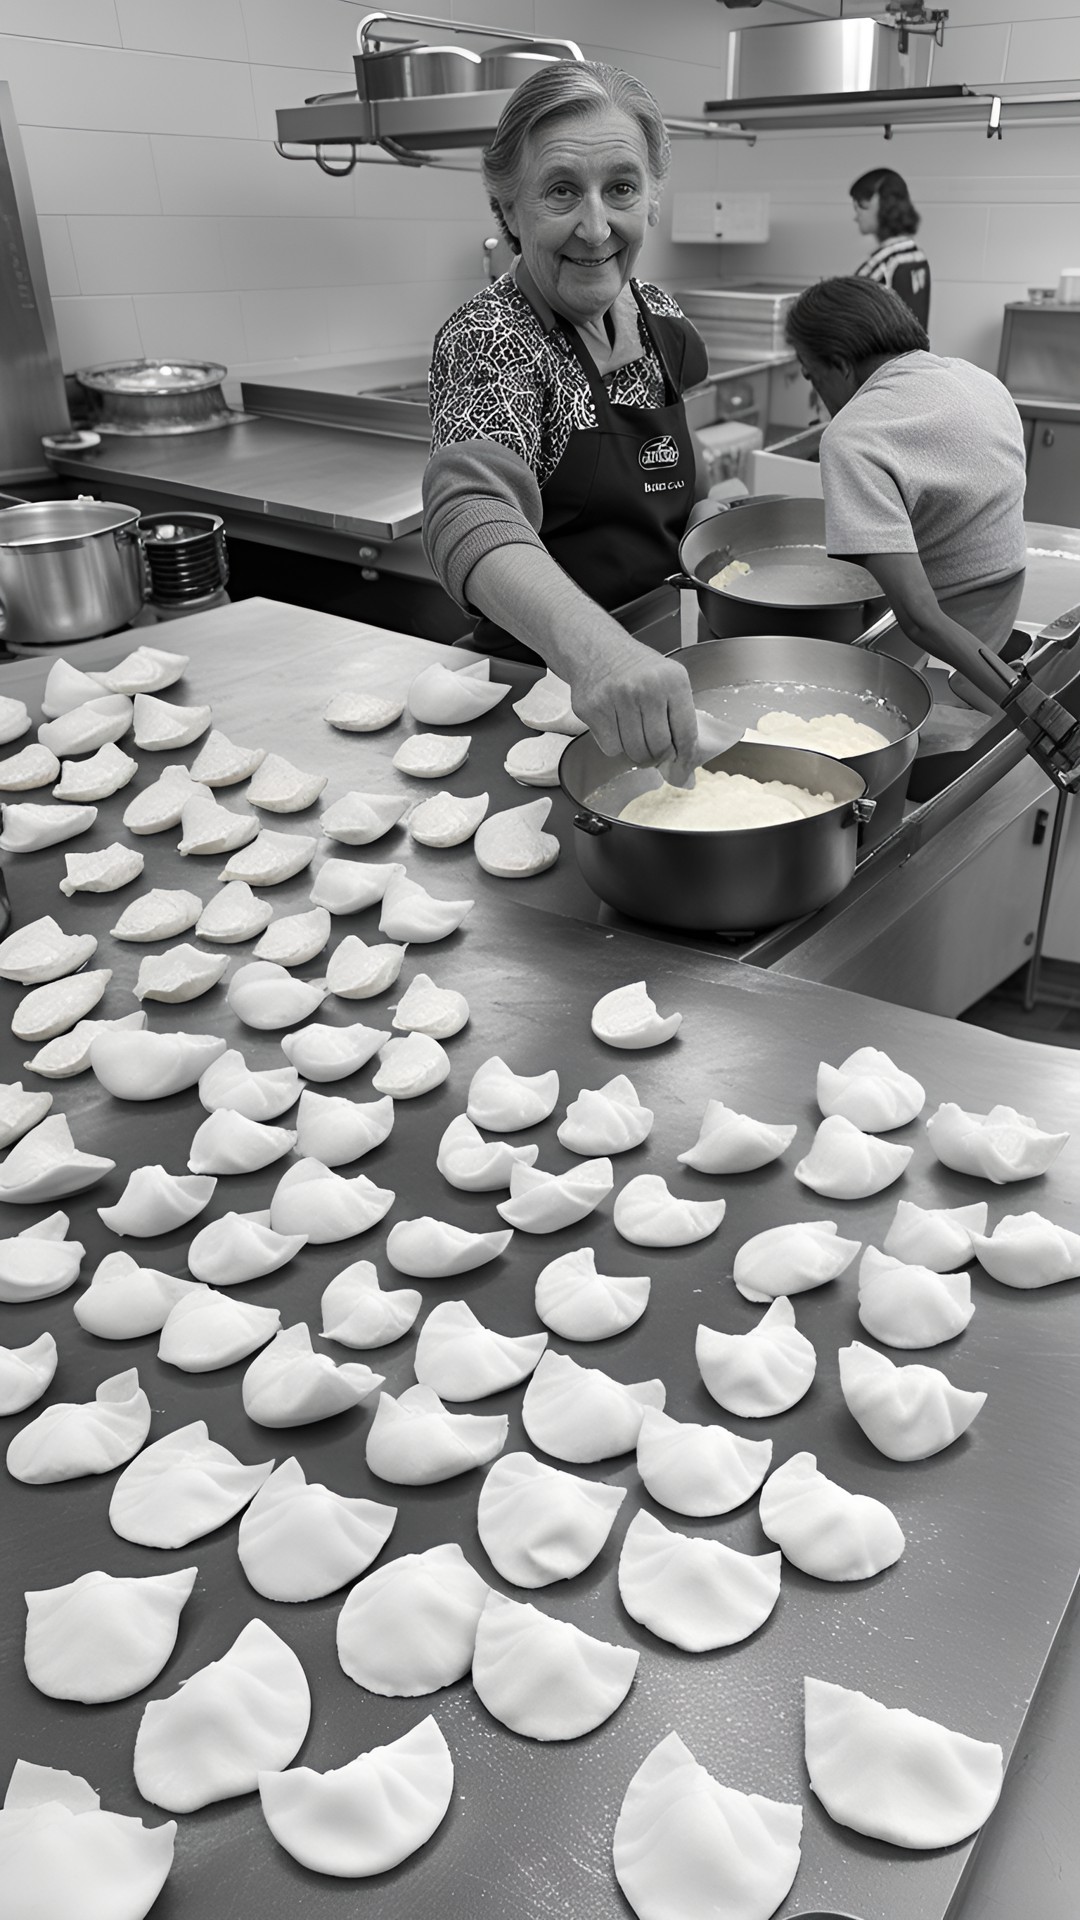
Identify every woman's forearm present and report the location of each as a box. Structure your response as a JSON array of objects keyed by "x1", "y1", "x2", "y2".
[
  {"x1": 466, "y1": 544, "x2": 630, "y2": 680},
  {"x1": 466, "y1": 545, "x2": 699, "y2": 778},
  {"x1": 865, "y1": 551, "x2": 1011, "y2": 710}
]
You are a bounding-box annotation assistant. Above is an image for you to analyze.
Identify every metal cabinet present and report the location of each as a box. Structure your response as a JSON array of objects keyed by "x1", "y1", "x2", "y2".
[
  {"x1": 1024, "y1": 416, "x2": 1080, "y2": 527},
  {"x1": 767, "y1": 761, "x2": 1055, "y2": 1016}
]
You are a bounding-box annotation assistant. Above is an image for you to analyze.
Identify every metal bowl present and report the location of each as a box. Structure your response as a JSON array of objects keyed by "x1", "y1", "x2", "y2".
[
  {"x1": 560, "y1": 736, "x2": 874, "y2": 934},
  {"x1": 74, "y1": 359, "x2": 232, "y2": 435}
]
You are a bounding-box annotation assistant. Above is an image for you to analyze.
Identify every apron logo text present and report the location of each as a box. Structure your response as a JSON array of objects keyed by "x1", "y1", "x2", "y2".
[
  {"x1": 639, "y1": 435, "x2": 680, "y2": 471},
  {"x1": 643, "y1": 479, "x2": 684, "y2": 493}
]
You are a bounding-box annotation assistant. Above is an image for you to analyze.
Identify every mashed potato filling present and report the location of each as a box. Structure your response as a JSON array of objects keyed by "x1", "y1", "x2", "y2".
[
  {"x1": 744, "y1": 709, "x2": 890, "y2": 756},
  {"x1": 619, "y1": 767, "x2": 837, "y2": 832},
  {"x1": 707, "y1": 558, "x2": 751, "y2": 591}
]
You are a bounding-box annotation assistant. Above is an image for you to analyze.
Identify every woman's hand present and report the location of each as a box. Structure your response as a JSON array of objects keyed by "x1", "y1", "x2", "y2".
[
  {"x1": 465, "y1": 544, "x2": 699, "y2": 781},
  {"x1": 569, "y1": 630, "x2": 699, "y2": 783}
]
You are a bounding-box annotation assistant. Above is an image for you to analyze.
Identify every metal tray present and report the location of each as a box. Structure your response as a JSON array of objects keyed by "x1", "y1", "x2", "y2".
[{"x1": 2, "y1": 615, "x2": 1080, "y2": 1920}]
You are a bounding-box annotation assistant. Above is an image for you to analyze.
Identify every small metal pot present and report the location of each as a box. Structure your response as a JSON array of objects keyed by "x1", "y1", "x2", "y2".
[
  {"x1": 0, "y1": 498, "x2": 145, "y2": 646},
  {"x1": 560, "y1": 736, "x2": 874, "y2": 933},
  {"x1": 477, "y1": 42, "x2": 573, "y2": 87},
  {"x1": 354, "y1": 44, "x2": 481, "y2": 100},
  {"x1": 672, "y1": 495, "x2": 888, "y2": 642}
]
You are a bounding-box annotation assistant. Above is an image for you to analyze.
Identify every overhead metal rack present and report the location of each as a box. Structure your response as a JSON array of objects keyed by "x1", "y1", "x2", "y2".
[
  {"x1": 697, "y1": 80, "x2": 1080, "y2": 140},
  {"x1": 274, "y1": 8, "x2": 1080, "y2": 170}
]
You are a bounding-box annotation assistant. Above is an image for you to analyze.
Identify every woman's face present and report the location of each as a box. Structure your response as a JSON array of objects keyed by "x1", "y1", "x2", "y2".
[
  {"x1": 501, "y1": 105, "x2": 658, "y2": 326},
  {"x1": 853, "y1": 191, "x2": 880, "y2": 238}
]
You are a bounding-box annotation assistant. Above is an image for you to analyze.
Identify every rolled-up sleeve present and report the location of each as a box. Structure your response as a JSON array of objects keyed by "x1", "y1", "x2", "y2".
[
  {"x1": 423, "y1": 298, "x2": 551, "y2": 609},
  {"x1": 422, "y1": 438, "x2": 546, "y2": 611}
]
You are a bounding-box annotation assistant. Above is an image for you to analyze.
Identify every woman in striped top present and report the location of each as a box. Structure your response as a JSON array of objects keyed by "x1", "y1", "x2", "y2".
[{"x1": 851, "y1": 168, "x2": 931, "y2": 331}]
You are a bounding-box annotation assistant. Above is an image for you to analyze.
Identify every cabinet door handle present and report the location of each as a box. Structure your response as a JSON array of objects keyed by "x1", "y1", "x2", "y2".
[{"x1": 1043, "y1": 427, "x2": 1055, "y2": 447}]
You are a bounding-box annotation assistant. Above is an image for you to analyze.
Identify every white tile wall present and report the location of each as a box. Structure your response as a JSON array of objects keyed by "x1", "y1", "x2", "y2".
[
  {"x1": 66, "y1": 215, "x2": 230, "y2": 296},
  {"x1": 930, "y1": 24, "x2": 1010, "y2": 87},
  {"x1": 325, "y1": 278, "x2": 480, "y2": 354},
  {"x1": 5, "y1": 0, "x2": 1080, "y2": 379},
  {"x1": 1008, "y1": 18, "x2": 1080, "y2": 83},
  {"x1": 132, "y1": 291, "x2": 249, "y2": 367},
  {"x1": 1, "y1": 39, "x2": 259, "y2": 139},
  {"x1": 239, "y1": 287, "x2": 330, "y2": 361},
  {"x1": 114, "y1": 0, "x2": 250, "y2": 64},
  {"x1": 19, "y1": 127, "x2": 161, "y2": 215},
  {"x1": 1, "y1": 2, "x2": 121, "y2": 46},
  {"x1": 37, "y1": 215, "x2": 79, "y2": 296},
  {"x1": 151, "y1": 133, "x2": 354, "y2": 219},
  {"x1": 52, "y1": 294, "x2": 144, "y2": 369},
  {"x1": 949, "y1": 0, "x2": 1080, "y2": 24}
]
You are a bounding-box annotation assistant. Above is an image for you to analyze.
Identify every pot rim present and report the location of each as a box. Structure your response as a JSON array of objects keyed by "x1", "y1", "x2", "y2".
[
  {"x1": 0, "y1": 499, "x2": 141, "y2": 552},
  {"x1": 662, "y1": 632, "x2": 934, "y2": 750},
  {"x1": 75, "y1": 358, "x2": 227, "y2": 396},
  {"x1": 677, "y1": 499, "x2": 887, "y2": 612},
  {"x1": 559, "y1": 736, "x2": 869, "y2": 845}
]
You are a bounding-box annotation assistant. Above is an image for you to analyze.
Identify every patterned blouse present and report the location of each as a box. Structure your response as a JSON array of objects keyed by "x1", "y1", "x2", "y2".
[
  {"x1": 424, "y1": 271, "x2": 707, "y2": 608},
  {"x1": 429, "y1": 271, "x2": 705, "y2": 486}
]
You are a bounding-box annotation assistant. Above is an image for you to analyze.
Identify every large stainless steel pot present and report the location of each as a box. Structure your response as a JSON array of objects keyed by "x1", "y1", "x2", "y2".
[
  {"x1": 0, "y1": 499, "x2": 145, "y2": 646},
  {"x1": 666, "y1": 632, "x2": 932, "y2": 802},
  {"x1": 560, "y1": 736, "x2": 874, "y2": 933},
  {"x1": 672, "y1": 496, "x2": 889, "y2": 641}
]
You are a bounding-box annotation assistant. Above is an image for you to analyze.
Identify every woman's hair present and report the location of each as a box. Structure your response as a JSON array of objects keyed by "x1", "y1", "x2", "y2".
[
  {"x1": 786, "y1": 276, "x2": 929, "y2": 366},
  {"x1": 482, "y1": 60, "x2": 670, "y2": 251},
  {"x1": 850, "y1": 167, "x2": 921, "y2": 239}
]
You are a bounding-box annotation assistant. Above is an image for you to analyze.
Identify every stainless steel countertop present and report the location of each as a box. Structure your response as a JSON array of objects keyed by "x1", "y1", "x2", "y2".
[
  {"x1": 46, "y1": 414, "x2": 431, "y2": 540},
  {"x1": 1, "y1": 598, "x2": 1079, "y2": 1920}
]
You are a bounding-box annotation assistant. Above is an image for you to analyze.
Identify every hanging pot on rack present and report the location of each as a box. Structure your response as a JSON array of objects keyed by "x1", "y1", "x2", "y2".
[
  {"x1": 354, "y1": 43, "x2": 481, "y2": 100},
  {"x1": 477, "y1": 42, "x2": 577, "y2": 88}
]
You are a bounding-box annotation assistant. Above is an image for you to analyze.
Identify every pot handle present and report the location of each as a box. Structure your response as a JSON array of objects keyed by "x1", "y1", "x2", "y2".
[
  {"x1": 114, "y1": 524, "x2": 151, "y2": 603},
  {"x1": 573, "y1": 811, "x2": 612, "y2": 836},
  {"x1": 849, "y1": 795, "x2": 876, "y2": 827},
  {"x1": 850, "y1": 605, "x2": 899, "y2": 651},
  {"x1": 0, "y1": 493, "x2": 26, "y2": 628}
]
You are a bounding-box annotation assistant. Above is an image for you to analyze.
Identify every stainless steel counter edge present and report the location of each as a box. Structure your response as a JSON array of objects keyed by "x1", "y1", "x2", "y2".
[{"x1": 46, "y1": 415, "x2": 429, "y2": 541}]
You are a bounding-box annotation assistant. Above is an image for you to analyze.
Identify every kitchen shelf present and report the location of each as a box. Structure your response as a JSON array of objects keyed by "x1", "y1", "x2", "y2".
[
  {"x1": 277, "y1": 79, "x2": 1080, "y2": 172},
  {"x1": 697, "y1": 80, "x2": 1080, "y2": 136},
  {"x1": 276, "y1": 89, "x2": 756, "y2": 164}
]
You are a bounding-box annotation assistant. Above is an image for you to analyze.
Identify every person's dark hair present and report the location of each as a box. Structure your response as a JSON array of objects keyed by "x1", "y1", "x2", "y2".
[
  {"x1": 850, "y1": 167, "x2": 920, "y2": 240},
  {"x1": 785, "y1": 276, "x2": 929, "y2": 367},
  {"x1": 482, "y1": 60, "x2": 670, "y2": 251}
]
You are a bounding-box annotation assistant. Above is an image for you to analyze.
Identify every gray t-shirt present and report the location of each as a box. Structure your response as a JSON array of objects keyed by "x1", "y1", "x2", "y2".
[{"x1": 820, "y1": 352, "x2": 1027, "y2": 595}]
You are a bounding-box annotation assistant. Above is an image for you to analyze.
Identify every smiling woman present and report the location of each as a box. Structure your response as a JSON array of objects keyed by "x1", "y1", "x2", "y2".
[{"x1": 421, "y1": 62, "x2": 709, "y2": 782}]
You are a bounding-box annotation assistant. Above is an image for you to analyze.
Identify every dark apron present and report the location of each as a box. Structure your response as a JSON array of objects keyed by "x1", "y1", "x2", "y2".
[{"x1": 464, "y1": 284, "x2": 698, "y2": 661}]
